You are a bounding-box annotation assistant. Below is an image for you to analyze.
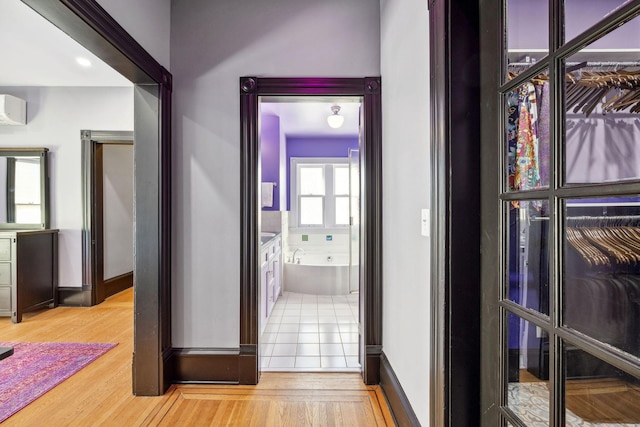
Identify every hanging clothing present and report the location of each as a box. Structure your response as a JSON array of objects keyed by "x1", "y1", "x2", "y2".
[{"x1": 516, "y1": 82, "x2": 540, "y2": 192}]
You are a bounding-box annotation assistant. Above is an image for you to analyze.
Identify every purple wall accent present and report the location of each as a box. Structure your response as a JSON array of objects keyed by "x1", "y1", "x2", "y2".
[
  {"x1": 261, "y1": 114, "x2": 281, "y2": 211},
  {"x1": 508, "y1": 0, "x2": 640, "y2": 51},
  {"x1": 286, "y1": 136, "x2": 359, "y2": 210}
]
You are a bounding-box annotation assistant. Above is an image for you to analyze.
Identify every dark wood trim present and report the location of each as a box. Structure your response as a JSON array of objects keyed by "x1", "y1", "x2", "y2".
[
  {"x1": 104, "y1": 271, "x2": 133, "y2": 299},
  {"x1": 21, "y1": 0, "x2": 166, "y2": 86},
  {"x1": 430, "y1": 1, "x2": 481, "y2": 426},
  {"x1": 21, "y1": 0, "x2": 172, "y2": 396},
  {"x1": 6, "y1": 158, "x2": 15, "y2": 223},
  {"x1": 57, "y1": 286, "x2": 92, "y2": 306},
  {"x1": 94, "y1": 143, "x2": 105, "y2": 303},
  {"x1": 81, "y1": 133, "x2": 134, "y2": 306},
  {"x1": 380, "y1": 352, "x2": 420, "y2": 427},
  {"x1": 239, "y1": 77, "x2": 383, "y2": 385},
  {"x1": 169, "y1": 348, "x2": 240, "y2": 384}
]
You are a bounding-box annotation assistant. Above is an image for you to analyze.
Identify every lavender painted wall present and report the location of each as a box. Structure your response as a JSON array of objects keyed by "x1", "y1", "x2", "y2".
[
  {"x1": 286, "y1": 136, "x2": 359, "y2": 210},
  {"x1": 261, "y1": 114, "x2": 281, "y2": 211},
  {"x1": 508, "y1": 0, "x2": 640, "y2": 51},
  {"x1": 566, "y1": 114, "x2": 640, "y2": 183}
]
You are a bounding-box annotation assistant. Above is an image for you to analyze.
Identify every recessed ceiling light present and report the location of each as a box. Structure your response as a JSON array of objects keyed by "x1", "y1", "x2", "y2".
[{"x1": 76, "y1": 57, "x2": 92, "y2": 68}]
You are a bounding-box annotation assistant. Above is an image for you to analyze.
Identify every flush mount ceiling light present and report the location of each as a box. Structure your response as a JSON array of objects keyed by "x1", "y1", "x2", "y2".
[
  {"x1": 75, "y1": 57, "x2": 92, "y2": 68},
  {"x1": 327, "y1": 105, "x2": 344, "y2": 129}
]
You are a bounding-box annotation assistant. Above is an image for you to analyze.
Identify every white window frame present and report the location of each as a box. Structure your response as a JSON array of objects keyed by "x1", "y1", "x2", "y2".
[{"x1": 290, "y1": 157, "x2": 349, "y2": 229}]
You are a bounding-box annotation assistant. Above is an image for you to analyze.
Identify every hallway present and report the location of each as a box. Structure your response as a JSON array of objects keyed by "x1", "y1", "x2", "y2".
[{"x1": 0, "y1": 289, "x2": 393, "y2": 426}]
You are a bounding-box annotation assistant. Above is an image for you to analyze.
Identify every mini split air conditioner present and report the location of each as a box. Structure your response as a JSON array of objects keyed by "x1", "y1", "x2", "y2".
[{"x1": 0, "y1": 95, "x2": 27, "y2": 125}]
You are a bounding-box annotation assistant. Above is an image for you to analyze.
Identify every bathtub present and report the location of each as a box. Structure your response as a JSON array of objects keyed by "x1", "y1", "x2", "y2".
[{"x1": 283, "y1": 253, "x2": 353, "y2": 295}]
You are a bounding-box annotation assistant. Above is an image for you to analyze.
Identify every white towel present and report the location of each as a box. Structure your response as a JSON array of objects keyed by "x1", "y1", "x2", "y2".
[{"x1": 261, "y1": 182, "x2": 274, "y2": 208}]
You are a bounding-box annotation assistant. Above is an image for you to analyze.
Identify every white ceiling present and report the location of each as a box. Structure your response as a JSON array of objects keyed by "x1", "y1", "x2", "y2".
[
  {"x1": 261, "y1": 100, "x2": 361, "y2": 137},
  {"x1": 0, "y1": 0, "x2": 131, "y2": 87},
  {"x1": 1, "y1": 2, "x2": 359, "y2": 136}
]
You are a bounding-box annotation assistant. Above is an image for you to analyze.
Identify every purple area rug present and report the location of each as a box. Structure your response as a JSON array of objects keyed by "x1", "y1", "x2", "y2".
[{"x1": 0, "y1": 341, "x2": 117, "y2": 423}]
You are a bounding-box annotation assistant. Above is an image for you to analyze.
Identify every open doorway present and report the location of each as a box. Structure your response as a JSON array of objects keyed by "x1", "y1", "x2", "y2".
[
  {"x1": 239, "y1": 77, "x2": 382, "y2": 385},
  {"x1": 258, "y1": 98, "x2": 362, "y2": 372},
  {"x1": 81, "y1": 131, "x2": 134, "y2": 305}
]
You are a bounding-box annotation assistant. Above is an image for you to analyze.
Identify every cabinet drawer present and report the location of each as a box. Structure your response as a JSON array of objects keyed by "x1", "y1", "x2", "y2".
[
  {"x1": 0, "y1": 263, "x2": 10, "y2": 286},
  {"x1": 0, "y1": 239, "x2": 11, "y2": 261},
  {"x1": 0, "y1": 286, "x2": 10, "y2": 312}
]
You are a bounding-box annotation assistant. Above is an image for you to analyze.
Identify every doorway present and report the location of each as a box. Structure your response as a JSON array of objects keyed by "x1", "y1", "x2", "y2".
[
  {"x1": 258, "y1": 98, "x2": 362, "y2": 372},
  {"x1": 82, "y1": 130, "x2": 134, "y2": 306},
  {"x1": 239, "y1": 77, "x2": 382, "y2": 385},
  {"x1": 19, "y1": 0, "x2": 172, "y2": 395}
]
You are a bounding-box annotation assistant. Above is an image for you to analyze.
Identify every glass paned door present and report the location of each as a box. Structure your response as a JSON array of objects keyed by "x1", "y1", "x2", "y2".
[{"x1": 489, "y1": 1, "x2": 640, "y2": 425}]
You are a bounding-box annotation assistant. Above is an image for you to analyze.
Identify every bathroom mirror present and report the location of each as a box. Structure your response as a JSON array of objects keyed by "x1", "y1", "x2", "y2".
[{"x1": 0, "y1": 148, "x2": 49, "y2": 229}]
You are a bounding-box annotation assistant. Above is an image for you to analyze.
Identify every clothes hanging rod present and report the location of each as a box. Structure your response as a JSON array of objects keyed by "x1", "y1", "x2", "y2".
[
  {"x1": 508, "y1": 61, "x2": 640, "y2": 68},
  {"x1": 531, "y1": 215, "x2": 640, "y2": 222}
]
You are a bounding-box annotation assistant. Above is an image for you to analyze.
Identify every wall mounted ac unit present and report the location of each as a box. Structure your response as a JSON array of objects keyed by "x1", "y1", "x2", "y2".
[{"x1": 0, "y1": 95, "x2": 27, "y2": 125}]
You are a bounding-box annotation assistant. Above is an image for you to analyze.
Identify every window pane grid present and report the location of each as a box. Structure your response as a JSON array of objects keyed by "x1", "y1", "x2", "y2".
[{"x1": 498, "y1": 4, "x2": 640, "y2": 426}]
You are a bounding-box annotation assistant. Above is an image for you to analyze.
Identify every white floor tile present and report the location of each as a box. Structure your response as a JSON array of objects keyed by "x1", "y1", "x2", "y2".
[
  {"x1": 343, "y1": 343, "x2": 359, "y2": 356},
  {"x1": 318, "y1": 316, "x2": 337, "y2": 323},
  {"x1": 296, "y1": 343, "x2": 320, "y2": 356},
  {"x1": 278, "y1": 323, "x2": 299, "y2": 333},
  {"x1": 261, "y1": 343, "x2": 275, "y2": 357},
  {"x1": 269, "y1": 356, "x2": 295, "y2": 368},
  {"x1": 298, "y1": 324, "x2": 319, "y2": 333},
  {"x1": 272, "y1": 343, "x2": 297, "y2": 357},
  {"x1": 281, "y1": 316, "x2": 300, "y2": 324},
  {"x1": 263, "y1": 323, "x2": 279, "y2": 333},
  {"x1": 275, "y1": 333, "x2": 298, "y2": 344},
  {"x1": 320, "y1": 343, "x2": 344, "y2": 356},
  {"x1": 319, "y1": 332, "x2": 342, "y2": 343},
  {"x1": 341, "y1": 333, "x2": 359, "y2": 343},
  {"x1": 295, "y1": 357, "x2": 321, "y2": 368},
  {"x1": 336, "y1": 316, "x2": 355, "y2": 324},
  {"x1": 321, "y1": 356, "x2": 347, "y2": 368},
  {"x1": 299, "y1": 316, "x2": 318, "y2": 324},
  {"x1": 346, "y1": 356, "x2": 361, "y2": 368},
  {"x1": 297, "y1": 333, "x2": 320, "y2": 344},
  {"x1": 319, "y1": 324, "x2": 340, "y2": 333},
  {"x1": 262, "y1": 333, "x2": 277, "y2": 344},
  {"x1": 338, "y1": 324, "x2": 358, "y2": 333}
]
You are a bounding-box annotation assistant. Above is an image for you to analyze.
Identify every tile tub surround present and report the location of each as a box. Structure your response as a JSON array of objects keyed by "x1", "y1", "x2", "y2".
[{"x1": 260, "y1": 292, "x2": 360, "y2": 372}]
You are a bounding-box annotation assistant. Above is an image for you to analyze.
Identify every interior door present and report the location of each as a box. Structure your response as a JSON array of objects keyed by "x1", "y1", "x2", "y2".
[{"x1": 481, "y1": 1, "x2": 640, "y2": 425}]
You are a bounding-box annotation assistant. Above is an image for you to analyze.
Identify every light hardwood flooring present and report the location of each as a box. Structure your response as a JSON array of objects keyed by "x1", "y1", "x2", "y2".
[{"x1": 0, "y1": 289, "x2": 394, "y2": 426}]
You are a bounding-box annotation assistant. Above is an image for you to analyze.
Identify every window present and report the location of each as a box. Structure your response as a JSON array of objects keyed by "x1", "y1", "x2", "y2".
[{"x1": 291, "y1": 158, "x2": 349, "y2": 228}]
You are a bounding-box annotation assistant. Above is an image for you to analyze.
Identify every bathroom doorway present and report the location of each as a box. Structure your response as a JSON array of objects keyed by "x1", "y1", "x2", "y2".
[
  {"x1": 258, "y1": 98, "x2": 362, "y2": 373},
  {"x1": 239, "y1": 77, "x2": 382, "y2": 385}
]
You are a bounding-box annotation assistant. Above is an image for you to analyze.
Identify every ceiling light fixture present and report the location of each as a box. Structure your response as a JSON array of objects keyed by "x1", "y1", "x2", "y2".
[
  {"x1": 327, "y1": 105, "x2": 344, "y2": 129},
  {"x1": 75, "y1": 57, "x2": 92, "y2": 68}
]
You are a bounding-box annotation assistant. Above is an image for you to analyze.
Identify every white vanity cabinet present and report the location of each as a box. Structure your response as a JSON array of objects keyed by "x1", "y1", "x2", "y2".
[
  {"x1": 259, "y1": 234, "x2": 282, "y2": 335},
  {"x1": 0, "y1": 229, "x2": 58, "y2": 323}
]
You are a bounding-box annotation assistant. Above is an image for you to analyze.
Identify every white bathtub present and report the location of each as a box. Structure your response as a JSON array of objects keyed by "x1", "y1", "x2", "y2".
[{"x1": 283, "y1": 253, "x2": 351, "y2": 295}]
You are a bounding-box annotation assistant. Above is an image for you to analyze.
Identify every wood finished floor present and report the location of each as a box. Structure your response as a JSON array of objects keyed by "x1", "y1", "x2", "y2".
[{"x1": 0, "y1": 288, "x2": 394, "y2": 426}]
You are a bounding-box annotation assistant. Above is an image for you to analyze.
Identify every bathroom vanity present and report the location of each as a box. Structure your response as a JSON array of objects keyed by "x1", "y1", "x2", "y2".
[{"x1": 260, "y1": 232, "x2": 282, "y2": 335}]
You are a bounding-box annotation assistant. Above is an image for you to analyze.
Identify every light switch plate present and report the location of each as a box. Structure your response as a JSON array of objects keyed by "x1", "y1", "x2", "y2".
[{"x1": 421, "y1": 208, "x2": 429, "y2": 237}]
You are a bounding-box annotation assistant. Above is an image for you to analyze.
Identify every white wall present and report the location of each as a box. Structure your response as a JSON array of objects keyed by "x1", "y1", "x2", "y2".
[
  {"x1": 0, "y1": 87, "x2": 134, "y2": 287},
  {"x1": 103, "y1": 144, "x2": 134, "y2": 279},
  {"x1": 380, "y1": 0, "x2": 431, "y2": 424},
  {"x1": 171, "y1": 0, "x2": 380, "y2": 347},
  {"x1": 96, "y1": 0, "x2": 171, "y2": 69}
]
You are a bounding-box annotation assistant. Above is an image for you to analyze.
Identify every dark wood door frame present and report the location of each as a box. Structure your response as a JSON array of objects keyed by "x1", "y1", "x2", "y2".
[
  {"x1": 429, "y1": 0, "x2": 482, "y2": 425},
  {"x1": 81, "y1": 130, "x2": 134, "y2": 306},
  {"x1": 21, "y1": 0, "x2": 172, "y2": 395},
  {"x1": 239, "y1": 77, "x2": 383, "y2": 385}
]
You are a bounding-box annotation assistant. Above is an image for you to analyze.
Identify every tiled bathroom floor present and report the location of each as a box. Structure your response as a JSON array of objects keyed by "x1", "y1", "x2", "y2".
[{"x1": 261, "y1": 292, "x2": 361, "y2": 372}]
